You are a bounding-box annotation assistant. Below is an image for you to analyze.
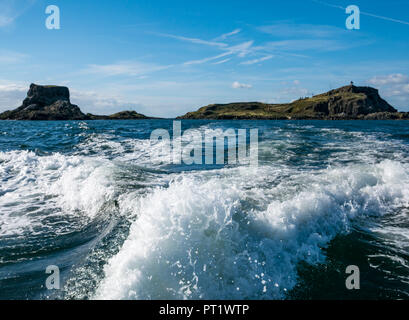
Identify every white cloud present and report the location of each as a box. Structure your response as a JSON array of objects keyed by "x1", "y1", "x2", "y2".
[
  {"x1": 0, "y1": 81, "x2": 28, "y2": 111},
  {"x1": 214, "y1": 29, "x2": 241, "y2": 41},
  {"x1": 83, "y1": 61, "x2": 171, "y2": 77},
  {"x1": 212, "y1": 58, "x2": 231, "y2": 65},
  {"x1": 368, "y1": 74, "x2": 409, "y2": 86},
  {"x1": 157, "y1": 29, "x2": 257, "y2": 66},
  {"x1": 156, "y1": 33, "x2": 227, "y2": 48},
  {"x1": 183, "y1": 52, "x2": 232, "y2": 65},
  {"x1": 181, "y1": 40, "x2": 256, "y2": 65},
  {"x1": 240, "y1": 55, "x2": 274, "y2": 65},
  {"x1": 225, "y1": 40, "x2": 255, "y2": 57},
  {"x1": 367, "y1": 74, "x2": 409, "y2": 109},
  {"x1": 232, "y1": 81, "x2": 252, "y2": 89}
]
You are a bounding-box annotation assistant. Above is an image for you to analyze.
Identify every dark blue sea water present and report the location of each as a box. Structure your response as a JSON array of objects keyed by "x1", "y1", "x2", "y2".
[{"x1": 0, "y1": 120, "x2": 408, "y2": 299}]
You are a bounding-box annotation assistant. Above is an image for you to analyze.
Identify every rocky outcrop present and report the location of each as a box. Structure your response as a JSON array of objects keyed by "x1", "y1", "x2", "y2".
[
  {"x1": 1, "y1": 83, "x2": 406, "y2": 121},
  {"x1": 86, "y1": 110, "x2": 149, "y2": 120},
  {"x1": 178, "y1": 84, "x2": 406, "y2": 120},
  {"x1": 361, "y1": 112, "x2": 409, "y2": 120},
  {"x1": 314, "y1": 85, "x2": 397, "y2": 117},
  {"x1": 0, "y1": 84, "x2": 87, "y2": 120},
  {"x1": 0, "y1": 84, "x2": 151, "y2": 120}
]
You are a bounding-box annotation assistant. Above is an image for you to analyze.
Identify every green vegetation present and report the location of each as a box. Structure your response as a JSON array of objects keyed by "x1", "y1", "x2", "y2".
[{"x1": 177, "y1": 84, "x2": 401, "y2": 120}]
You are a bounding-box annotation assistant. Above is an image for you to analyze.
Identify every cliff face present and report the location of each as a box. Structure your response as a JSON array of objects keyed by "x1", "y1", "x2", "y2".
[
  {"x1": 0, "y1": 84, "x2": 87, "y2": 120},
  {"x1": 315, "y1": 85, "x2": 397, "y2": 117},
  {"x1": 22, "y1": 84, "x2": 71, "y2": 108},
  {"x1": 178, "y1": 84, "x2": 404, "y2": 120}
]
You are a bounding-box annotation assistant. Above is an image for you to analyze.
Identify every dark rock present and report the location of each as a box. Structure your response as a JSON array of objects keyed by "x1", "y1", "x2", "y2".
[
  {"x1": 177, "y1": 84, "x2": 405, "y2": 120},
  {"x1": 362, "y1": 112, "x2": 409, "y2": 120},
  {"x1": 86, "y1": 111, "x2": 150, "y2": 120},
  {"x1": 0, "y1": 84, "x2": 152, "y2": 121},
  {"x1": 0, "y1": 83, "x2": 87, "y2": 120},
  {"x1": 108, "y1": 110, "x2": 148, "y2": 119},
  {"x1": 322, "y1": 85, "x2": 397, "y2": 117}
]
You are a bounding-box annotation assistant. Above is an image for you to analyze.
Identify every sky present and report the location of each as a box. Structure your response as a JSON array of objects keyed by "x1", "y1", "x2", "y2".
[{"x1": 1, "y1": 0, "x2": 409, "y2": 117}]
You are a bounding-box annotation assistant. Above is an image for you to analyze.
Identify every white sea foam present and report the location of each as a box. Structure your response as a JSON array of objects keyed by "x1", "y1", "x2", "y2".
[
  {"x1": 0, "y1": 150, "x2": 116, "y2": 236},
  {"x1": 73, "y1": 125, "x2": 257, "y2": 167},
  {"x1": 2, "y1": 123, "x2": 409, "y2": 299},
  {"x1": 94, "y1": 159, "x2": 409, "y2": 299}
]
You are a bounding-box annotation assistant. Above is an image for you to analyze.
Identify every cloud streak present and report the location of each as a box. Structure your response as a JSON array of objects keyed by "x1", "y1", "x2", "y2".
[
  {"x1": 312, "y1": 0, "x2": 409, "y2": 26},
  {"x1": 241, "y1": 55, "x2": 274, "y2": 65},
  {"x1": 156, "y1": 31, "x2": 260, "y2": 66},
  {"x1": 263, "y1": 39, "x2": 360, "y2": 52},
  {"x1": 155, "y1": 33, "x2": 227, "y2": 48},
  {"x1": 83, "y1": 61, "x2": 171, "y2": 77},
  {"x1": 212, "y1": 58, "x2": 231, "y2": 65},
  {"x1": 258, "y1": 23, "x2": 347, "y2": 38},
  {"x1": 214, "y1": 28, "x2": 241, "y2": 41},
  {"x1": 183, "y1": 52, "x2": 232, "y2": 65}
]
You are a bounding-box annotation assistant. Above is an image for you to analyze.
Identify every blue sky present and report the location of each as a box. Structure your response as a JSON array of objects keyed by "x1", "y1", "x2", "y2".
[{"x1": 1, "y1": 0, "x2": 409, "y2": 117}]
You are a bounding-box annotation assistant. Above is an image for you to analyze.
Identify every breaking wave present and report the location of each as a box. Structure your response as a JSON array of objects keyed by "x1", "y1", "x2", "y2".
[{"x1": 1, "y1": 120, "x2": 409, "y2": 299}]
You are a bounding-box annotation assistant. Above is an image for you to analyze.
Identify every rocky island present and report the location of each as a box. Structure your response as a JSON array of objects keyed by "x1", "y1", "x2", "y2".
[
  {"x1": 178, "y1": 84, "x2": 409, "y2": 120},
  {"x1": 0, "y1": 84, "x2": 151, "y2": 120},
  {"x1": 1, "y1": 83, "x2": 408, "y2": 121}
]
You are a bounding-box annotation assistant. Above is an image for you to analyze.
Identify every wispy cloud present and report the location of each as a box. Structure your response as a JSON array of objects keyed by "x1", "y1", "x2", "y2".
[
  {"x1": 257, "y1": 21, "x2": 369, "y2": 54},
  {"x1": 183, "y1": 52, "x2": 232, "y2": 65},
  {"x1": 241, "y1": 55, "x2": 274, "y2": 65},
  {"x1": 225, "y1": 40, "x2": 255, "y2": 57},
  {"x1": 263, "y1": 39, "x2": 359, "y2": 52},
  {"x1": 212, "y1": 58, "x2": 231, "y2": 65},
  {"x1": 312, "y1": 0, "x2": 409, "y2": 26},
  {"x1": 83, "y1": 61, "x2": 171, "y2": 77},
  {"x1": 158, "y1": 23, "x2": 359, "y2": 69},
  {"x1": 258, "y1": 23, "x2": 347, "y2": 38},
  {"x1": 0, "y1": 50, "x2": 28, "y2": 64},
  {"x1": 0, "y1": 0, "x2": 36, "y2": 27},
  {"x1": 155, "y1": 33, "x2": 227, "y2": 48},
  {"x1": 368, "y1": 74, "x2": 409, "y2": 86},
  {"x1": 232, "y1": 81, "x2": 252, "y2": 89},
  {"x1": 181, "y1": 40, "x2": 256, "y2": 65},
  {"x1": 156, "y1": 30, "x2": 258, "y2": 66},
  {"x1": 214, "y1": 28, "x2": 241, "y2": 41}
]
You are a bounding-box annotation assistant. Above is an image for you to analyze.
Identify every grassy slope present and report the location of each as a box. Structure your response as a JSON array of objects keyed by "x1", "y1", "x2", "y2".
[{"x1": 178, "y1": 91, "x2": 368, "y2": 119}]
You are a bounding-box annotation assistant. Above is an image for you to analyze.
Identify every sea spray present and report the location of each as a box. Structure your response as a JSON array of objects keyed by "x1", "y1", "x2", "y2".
[
  {"x1": 94, "y1": 160, "x2": 409, "y2": 299},
  {"x1": 1, "y1": 120, "x2": 409, "y2": 299}
]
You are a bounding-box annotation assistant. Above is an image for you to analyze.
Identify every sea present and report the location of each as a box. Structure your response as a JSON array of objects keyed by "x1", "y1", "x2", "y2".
[{"x1": 0, "y1": 119, "x2": 408, "y2": 300}]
